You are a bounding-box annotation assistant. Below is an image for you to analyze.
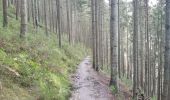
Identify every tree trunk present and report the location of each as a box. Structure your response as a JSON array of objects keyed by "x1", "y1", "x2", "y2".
[
  {"x1": 44, "y1": 0, "x2": 48, "y2": 36},
  {"x1": 66, "y1": 0, "x2": 71, "y2": 44},
  {"x1": 56, "y1": 0, "x2": 61, "y2": 47},
  {"x1": 3, "y1": 0, "x2": 8, "y2": 27},
  {"x1": 162, "y1": 0, "x2": 170, "y2": 99},
  {"x1": 110, "y1": 0, "x2": 118, "y2": 92},
  {"x1": 16, "y1": 0, "x2": 20, "y2": 20},
  {"x1": 20, "y1": 0, "x2": 27, "y2": 38},
  {"x1": 95, "y1": 0, "x2": 99, "y2": 71},
  {"x1": 118, "y1": 0, "x2": 121, "y2": 78},
  {"x1": 91, "y1": 0, "x2": 96, "y2": 69},
  {"x1": 133, "y1": 0, "x2": 139, "y2": 98}
]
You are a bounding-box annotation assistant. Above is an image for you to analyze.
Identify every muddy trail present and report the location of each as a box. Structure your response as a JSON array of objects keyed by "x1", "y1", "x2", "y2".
[{"x1": 70, "y1": 57, "x2": 114, "y2": 100}]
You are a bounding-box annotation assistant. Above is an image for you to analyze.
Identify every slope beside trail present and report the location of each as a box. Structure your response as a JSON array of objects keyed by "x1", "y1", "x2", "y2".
[{"x1": 70, "y1": 57, "x2": 114, "y2": 100}]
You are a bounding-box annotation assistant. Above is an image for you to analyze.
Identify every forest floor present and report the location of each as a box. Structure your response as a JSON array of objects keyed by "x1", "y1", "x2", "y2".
[{"x1": 69, "y1": 57, "x2": 115, "y2": 100}]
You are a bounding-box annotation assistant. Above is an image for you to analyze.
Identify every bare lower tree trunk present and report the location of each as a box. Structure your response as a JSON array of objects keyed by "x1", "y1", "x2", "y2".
[
  {"x1": 27, "y1": 0, "x2": 30, "y2": 22},
  {"x1": 144, "y1": 0, "x2": 149, "y2": 97},
  {"x1": 95, "y1": 0, "x2": 99, "y2": 71},
  {"x1": 56, "y1": 0, "x2": 61, "y2": 47},
  {"x1": 118, "y1": 0, "x2": 121, "y2": 78},
  {"x1": 66, "y1": 0, "x2": 71, "y2": 44},
  {"x1": 91, "y1": 0, "x2": 96, "y2": 69},
  {"x1": 110, "y1": 0, "x2": 118, "y2": 92},
  {"x1": 44, "y1": 0, "x2": 48, "y2": 36},
  {"x1": 20, "y1": 0, "x2": 27, "y2": 38},
  {"x1": 34, "y1": 0, "x2": 38, "y2": 28},
  {"x1": 162, "y1": 0, "x2": 170, "y2": 100},
  {"x1": 16, "y1": 0, "x2": 20, "y2": 20},
  {"x1": 133, "y1": 0, "x2": 139, "y2": 98},
  {"x1": 3, "y1": 0, "x2": 8, "y2": 27}
]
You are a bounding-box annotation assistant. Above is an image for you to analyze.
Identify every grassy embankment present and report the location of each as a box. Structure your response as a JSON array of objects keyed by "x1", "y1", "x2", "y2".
[{"x1": 0, "y1": 3, "x2": 88, "y2": 100}]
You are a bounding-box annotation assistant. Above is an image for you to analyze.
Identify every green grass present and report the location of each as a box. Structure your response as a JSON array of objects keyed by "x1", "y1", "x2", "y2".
[
  {"x1": 120, "y1": 76, "x2": 133, "y2": 89},
  {"x1": 151, "y1": 96, "x2": 157, "y2": 100},
  {"x1": 0, "y1": 4, "x2": 88, "y2": 100}
]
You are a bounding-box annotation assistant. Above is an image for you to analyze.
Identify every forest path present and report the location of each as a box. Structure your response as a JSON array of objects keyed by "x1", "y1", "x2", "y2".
[{"x1": 70, "y1": 57, "x2": 114, "y2": 100}]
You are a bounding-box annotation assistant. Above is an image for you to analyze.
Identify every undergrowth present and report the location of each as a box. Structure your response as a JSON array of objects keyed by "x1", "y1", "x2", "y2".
[{"x1": 0, "y1": 3, "x2": 88, "y2": 100}]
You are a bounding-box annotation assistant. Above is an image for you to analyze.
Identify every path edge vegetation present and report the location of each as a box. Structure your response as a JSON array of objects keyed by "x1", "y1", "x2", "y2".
[{"x1": 0, "y1": 2, "x2": 89, "y2": 100}]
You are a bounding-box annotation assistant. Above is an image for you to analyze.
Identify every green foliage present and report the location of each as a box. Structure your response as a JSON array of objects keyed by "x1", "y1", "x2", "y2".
[
  {"x1": 110, "y1": 85, "x2": 117, "y2": 94},
  {"x1": 0, "y1": 37, "x2": 87, "y2": 100},
  {"x1": 0, "y1": 49, "x2": 6, "y2": 61},
  {"x1": 0, "y1": 5, "x2": 88, "y2": 100},
  {"x1": 120, "y1": 76, "x2": 133, "y2": 89},
  {"x1": 151, "y1": 96, "x2": 157, "y2": 100},
  {"x1": 0, "y1": 81, "x2": 35, "y2": 100}
]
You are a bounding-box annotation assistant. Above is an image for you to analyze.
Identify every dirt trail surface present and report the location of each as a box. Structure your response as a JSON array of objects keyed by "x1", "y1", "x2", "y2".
[{"x1": 70, "y1": 57, "x2": 114, "y2": 100}]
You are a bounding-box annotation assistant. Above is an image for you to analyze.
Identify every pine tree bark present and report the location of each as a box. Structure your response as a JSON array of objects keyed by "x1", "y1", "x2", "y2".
[
  {"x1": 91, "y1": 0, "x2": 96, "y2": 69},
  {"x1": 94, "y1": 0, "x2": 99, "y2": 71},
  {"x1": 16, "y1": 0, "x2": 20, "y2": 20},
  {"x1": 110, "y1": 0, "x2": 118, "y2": 92},
  {"x1": 162, "y1": 0, "x2": 170, "y2": 99},
  {"x1": 34, "y1": 0, "x2": 38, "y2": 28},
  {"x1": 44, "y1": 0, "x2": 48, "y2": 36},
  {"x1": 66, "y1": 0, "x2": 71, "y2": 44},
  {"x1": 144, "y1": 0, "x2": 149, "y2": 97},
  {"x1": 20, "y1": 0, "x2": 27, "y2": 38},
  {"x1": 56, "y1": 0, "x2": 61, "y2": 47},
  {"x1": 133, "y1": 0, "x2": 139, "y2": 98},
  {"x1": 118, "y1": 0, "x2": 121, "y2": 78},
  {"x1": 3, "y1": 0, "x2": 8, "y2": 27}
]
